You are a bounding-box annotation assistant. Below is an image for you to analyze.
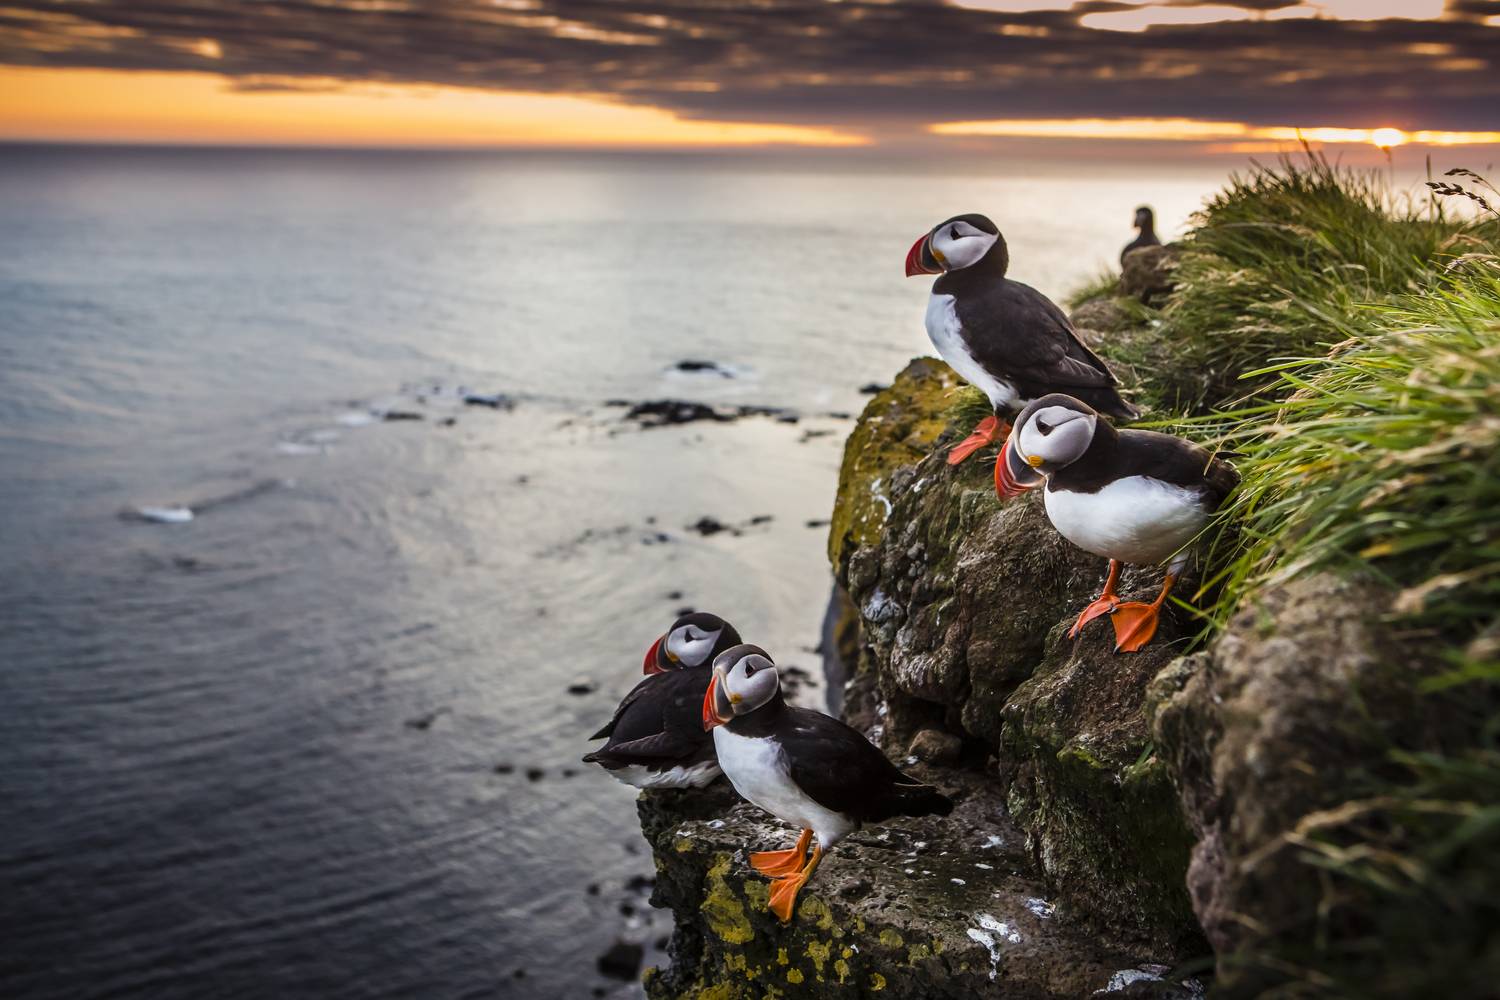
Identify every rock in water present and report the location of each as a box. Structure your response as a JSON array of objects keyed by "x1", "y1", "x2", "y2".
[{"x1": 596, "y1": 940, "x2": 643, "y2": 980}]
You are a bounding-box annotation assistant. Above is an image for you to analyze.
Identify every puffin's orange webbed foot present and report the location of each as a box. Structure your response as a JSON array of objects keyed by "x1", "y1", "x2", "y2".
[
  {"x1": 947, "y1": 416, "x2": 1008, "y2": 465},
  {"x1": 1110, "y1": 571, "x2": 1176, "y2": 653},
  {"x1": 1071, "y1": 595, "x2": 1120, "y2": 638},
  {"x1": 750, "y1": 829, "x2": 811, "y2": 878},
  {"x1": 1071, "y1": 560, "x2": 1123, "y2": 638},
  {"x1": 766, "y1": 845, "x2": 824, "y2": 924},
  {"x1": 1109, "y1": 602, "x2": 1161, "y2": 652}
]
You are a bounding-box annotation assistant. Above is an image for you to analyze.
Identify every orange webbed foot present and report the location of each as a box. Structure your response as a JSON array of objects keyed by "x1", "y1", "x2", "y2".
[
  {"x1": 1110, "y1": 602, "x2": 1161, "y2": 653},
  {"x1": 947, "y1": 416, "x2": 1008, "y2": 465},
  {"x1": 765, "y1": 845, "x2": 823, "y2": 924},
  {"x1": 751, "y1": 829, "x2": 811, "y2": 877},
  {"x1": 1070, "y1": 595, "x2": 1120, "y2": 638}
]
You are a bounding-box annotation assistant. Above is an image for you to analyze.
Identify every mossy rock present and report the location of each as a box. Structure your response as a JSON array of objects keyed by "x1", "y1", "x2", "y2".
[
  {"x1": 639, "y1": 770, "x2": 1176, "y2": 999},
  {"x1": 827, "y1": 357, "x2": 964, "y2": 576}
]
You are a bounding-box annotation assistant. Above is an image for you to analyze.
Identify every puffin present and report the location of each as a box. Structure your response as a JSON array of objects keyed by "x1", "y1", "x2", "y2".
[
  {"x1": 1121, "y1": 205, "x2": 1162, "y2": 265},
  {"x1": 995, "y1": 393, "x2": 1238, "y2": 652},
  {"x1": 582, "y1": 612, "x2": 742, "y2": 788},
  {"x1": 702, "y1": 644, "x2": 953, "y2": 923},
  {"x1": 904, "y1": 213, "x2": 1137, "y2": 470}
]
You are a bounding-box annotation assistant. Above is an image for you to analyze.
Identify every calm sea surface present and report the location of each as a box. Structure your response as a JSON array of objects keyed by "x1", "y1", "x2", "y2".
[{"x1": 0, "y1": 146, "x2": 1227, "y2": 999}]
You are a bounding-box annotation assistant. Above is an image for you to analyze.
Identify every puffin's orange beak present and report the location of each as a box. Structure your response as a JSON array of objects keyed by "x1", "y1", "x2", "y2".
[
  {"x1": 994, "y1": 438, "x2": 1041, "y2": 499},
  {"x1": 905, "y1": 234, "x2": 941, "y2": 276},
  {"x1": 643, "y1": 635, "x2": 665, "y2": 675},
  {"x1": 702, "y1": 673, "x2": 730, "y2": 730}
]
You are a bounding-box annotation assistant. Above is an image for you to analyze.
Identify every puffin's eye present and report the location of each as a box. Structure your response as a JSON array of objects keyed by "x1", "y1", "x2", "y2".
[
  {"x1": 742, "y1": 662, "x2": 756, "y2": 677},
  {"x1": 949, "y1": 226, "x2": 962, "y2": 240},
  {"x1": 1036, "y1": 418, "x2": 1053, "y2": 435}
]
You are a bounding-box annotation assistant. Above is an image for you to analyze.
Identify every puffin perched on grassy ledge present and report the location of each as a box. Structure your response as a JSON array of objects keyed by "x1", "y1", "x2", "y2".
[
  {"x1": 583, "y1": 612, "x2": 741, "y2": 788},
  {"x1": 905, "y1": 212, "x2": 1137, "y2": 467},
  {"x1": 702, "y1": 644, "x2": 953, "y2": 923},
  {"x1": 996, "y1": 393, "x2": 1238, "y2": 652}
]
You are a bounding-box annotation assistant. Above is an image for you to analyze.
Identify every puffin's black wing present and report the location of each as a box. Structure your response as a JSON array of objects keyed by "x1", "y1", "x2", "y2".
[
  {"x1": 583, "y1": 669, "x2": 713, "y2": 762},
  {"x1": 1117, "y1": 430, "x2": 1240, "y2": 509},
  {"x1": 780, "y1": 708, "x2": 952, "y2": 824},
  {"x1": 961, "y1": 281, "x2": 1138, "y2": 420},
  {"x1": 588, "y1": 675, "x2": 655, "y2": 740},
  {"x1": 583, "y1": 730, "x2": 705, "y2": 768}
]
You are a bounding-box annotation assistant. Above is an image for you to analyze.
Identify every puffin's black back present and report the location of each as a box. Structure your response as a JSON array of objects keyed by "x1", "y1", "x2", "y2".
[
  {"x1": 729, "y1": 703, "x2": 953, "y2": 824},
  {"x1": 581, "y1": 668, "x2": 714, "y2": 770},
  {"x1": 1047, "y1": 419, "x2": 1239, "y2": 509},
  {"x1": 937, "y1": 267, "x2": 1138, "y2": 421}
]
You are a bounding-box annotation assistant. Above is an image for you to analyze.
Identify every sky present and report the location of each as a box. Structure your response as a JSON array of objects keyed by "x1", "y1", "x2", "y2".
[{"x1": 1, "y1": 0, "x2": 1498, "y2": 156}]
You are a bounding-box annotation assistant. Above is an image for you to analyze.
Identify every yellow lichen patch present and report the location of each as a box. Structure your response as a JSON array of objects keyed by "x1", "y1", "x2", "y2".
[
  {"x1": 854, "y1": 916, "x2": 866, "y2": 933},
  {"x1": 691, "y1": 984, "x2": 736, "y2": 1000},
  {"x1": 786, "y1": 968, "x2": 804, "y2": 985},
  {"x1": 907, "y1": 942, "x2": 931, "y2": 963},
  {"x1": 797, "y1": 895, "x2": 835, "y2": 932},
  {"x1": 776, "y1": 948, "x2": 789, "y2": 967},
  {"x1": 675, "y1": 837, "x2": 695, "y2": 853},
  {"x1": 870, "y1": 972, "x2": 888, "y2": 991},
  {"x1": 700, "y1": 855, "x2": 754, "y2": 945},
  {"x1": 840, "y1": 947, "x2": 852, "y2": 960},
  {"x1": 833, "y1": 958, "x2": 851, "y2": 983},
  {"x1": 804, "y1": 939, "x2": 832, "y2": 976},
  {"x1": 932, "y1": 937, "x2": 946, "y2": 955},
  {"x1": 879, "y1": 928, "x2": 904, "y2": 950}
]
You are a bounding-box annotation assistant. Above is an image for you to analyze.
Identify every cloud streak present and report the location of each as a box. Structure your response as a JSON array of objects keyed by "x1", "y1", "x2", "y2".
[{"x1": 1, "y1": 1, "x2": 1497, "y2": 138}]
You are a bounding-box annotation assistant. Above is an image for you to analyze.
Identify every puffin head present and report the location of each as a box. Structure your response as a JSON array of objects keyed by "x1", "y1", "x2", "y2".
[
  {"x1": 1134, "y1": 205, "x2": 1155, "y2": 231},
  {"x1": 905, "y1": 214, "x2": 1007, "y2": 278},
  {"x1": 995, "y1": 394, "x2": 1099, "y2": 497},
  {"x1": 702, "y1": 644, "x2": 779, "y2": 729},
  {"x1": 643, "y1": 611, "x2": 742, "y2": 675}
]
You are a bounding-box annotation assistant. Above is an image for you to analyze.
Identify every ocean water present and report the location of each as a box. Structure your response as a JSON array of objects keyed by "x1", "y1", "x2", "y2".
[{"x1": 0, "y1": 145, "x2": 1228, "y2": 999}]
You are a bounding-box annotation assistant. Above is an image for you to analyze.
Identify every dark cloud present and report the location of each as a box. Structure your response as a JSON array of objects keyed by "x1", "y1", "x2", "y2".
[{"x1": 1, "y1": 1, "x2": 1497, "y2": 135}]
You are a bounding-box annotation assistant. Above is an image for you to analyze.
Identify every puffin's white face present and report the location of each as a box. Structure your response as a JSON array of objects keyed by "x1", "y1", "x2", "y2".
[
  {"x1": 665, "y1": 621, "x2": 724, "y2": 668},
  {"x1": 927, "y1": 219, "x2": 999, "y2": 272},
  {"x1": 1017, "y1": 404, "x2": 1096, "y2": 473},
  {"x1": 702, "y1": 645, "x2": 779, "y2": 728}
]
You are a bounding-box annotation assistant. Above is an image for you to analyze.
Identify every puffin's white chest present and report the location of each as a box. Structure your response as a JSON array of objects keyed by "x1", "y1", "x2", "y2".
[
  {"x1": 713, "y1": 727, "x2": 856, "y2": 849},
  {"x1": 924, "y1": 293, "x2": 1020, "y2": 412},
  {"x1": 1044, "y1": 476, "x2": 1209, "y2": 569}
]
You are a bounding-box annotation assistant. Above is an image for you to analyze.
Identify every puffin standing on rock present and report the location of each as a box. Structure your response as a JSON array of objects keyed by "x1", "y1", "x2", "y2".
[
  {"x1": 583, "y1": 612, "x2": 742, "y2": 788},
  {"x1": 905, "y1": 213, "x2": 1137, "y2": 469},
  {"x1": 702, "y1": 644, "x2": 953, "y2": 923},
  {"x1": 1121, "y1": 205, "x2": 1162, "y2": 265},
  {"x1": 995, "y1": 394, "x2": 1238, "y2": 652}
]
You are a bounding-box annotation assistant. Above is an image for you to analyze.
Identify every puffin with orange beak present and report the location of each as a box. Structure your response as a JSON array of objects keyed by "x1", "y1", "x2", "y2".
[
  {"x1": 702, "y1": 644, "x2": 953, "y2": 923},
  {"x1": 905, "y1": 213, "x2": 1137, "y2": 475},
  {"x1": 996, "y1": 394, "x2": 1238, "y2": 652},
  {"x1": 583, "y1": 612, "x2": 741, "y2": 788}
]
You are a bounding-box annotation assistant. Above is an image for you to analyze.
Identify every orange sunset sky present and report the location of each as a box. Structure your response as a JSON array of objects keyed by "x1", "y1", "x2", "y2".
[{"x1": 1, "y1": 1, "x2": 1497, "y2": 156}]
